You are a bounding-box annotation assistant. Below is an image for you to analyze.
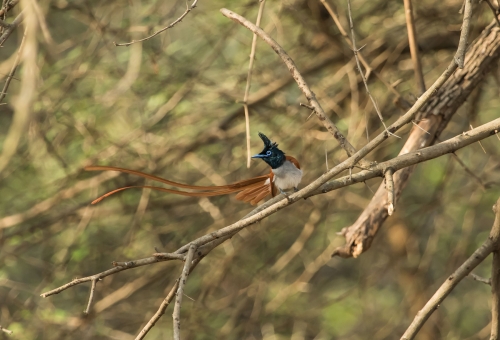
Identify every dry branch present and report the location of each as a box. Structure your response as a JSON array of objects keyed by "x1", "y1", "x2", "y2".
[
  {"x1": 172, "y1": 244, "x2": 196, "y2": 340},
  {"x1": 242, "y1": 0, "x2": 266, "y2": 168},
  {"x1": 220, "y1": 8, "x2": 366, "y2": 163},
  {"x1": 454, "y1": 0, "x2": 473, "y2": 69},
  {"x1": 333, "y1": 20, "x2": 500, "y2": 258},
  {"x1": 114, "y1": 0, "x2": 199, "y2": 46},
  {"x1": 401, "y1": 197, "x2": 500, "y2": 340},
  {"x1": 404, "y1": 0, "x2": 426, "y2": 94}
]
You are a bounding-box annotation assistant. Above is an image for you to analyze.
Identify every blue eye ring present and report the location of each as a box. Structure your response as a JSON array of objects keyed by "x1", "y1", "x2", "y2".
[{"x1": 266, "y1": 150, "x2": 272, "y2": 156}]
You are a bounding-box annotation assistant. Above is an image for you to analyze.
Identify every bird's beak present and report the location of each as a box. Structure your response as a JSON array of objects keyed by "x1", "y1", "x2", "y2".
[{"x1": 251, "y1": 154, "x2": 265, "y2": 159}]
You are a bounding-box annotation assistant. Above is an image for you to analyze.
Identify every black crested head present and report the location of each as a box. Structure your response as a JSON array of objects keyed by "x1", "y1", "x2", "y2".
[{"x1": 252, "y1": 132, "x2": 285, "y2": 169}]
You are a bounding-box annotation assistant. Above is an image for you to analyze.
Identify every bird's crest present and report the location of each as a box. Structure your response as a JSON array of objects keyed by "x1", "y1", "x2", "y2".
[{"x1": 258, "y1": 132, "x2": 278, "y2": 149}]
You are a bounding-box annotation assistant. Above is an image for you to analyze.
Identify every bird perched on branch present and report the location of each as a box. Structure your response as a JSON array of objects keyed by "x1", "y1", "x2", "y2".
[{"x1": 85, "y1": 133, "x2": 302, "y2": 205}]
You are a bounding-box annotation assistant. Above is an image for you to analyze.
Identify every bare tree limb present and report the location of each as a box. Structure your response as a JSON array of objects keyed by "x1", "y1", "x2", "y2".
[
  {"x1": 114, "y1": 0, "x2": 199, "y2": 47},
  {"x1": 0, "y1": 27, "x2": 25, "y2": 103},
  {"x1": 454, "y1": 0, "x2": 473, "y2": 68},
  {"x1": 332, "y1": 19, "x2": 500, "y2": 258},
  {"x1": 0, "y1": 11, "x2": 22, "y2": 46},
  {"x1": 173, "y1": 244, "x2": 196, "y2": 340},
  {"x1": 83, "y1": 279, "x2": 98, "y2": 315},
  {"x1": 40, "y1": 253, "x2": 185, "y2": 297},
  {"x1": 220, "y1": 8, "x2": 369, "y2": 164},
  {"x1": 400, "y1": 197, "x2": 500, "y2": 340}
]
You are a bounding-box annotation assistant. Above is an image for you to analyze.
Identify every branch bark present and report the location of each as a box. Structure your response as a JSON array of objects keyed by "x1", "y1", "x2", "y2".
[
  {"x1": 333, "y1": 21, "x2": 500, "y2": 258},
  {"x1": 401, "y1": 197, "x2": 500, "y2": 340}
]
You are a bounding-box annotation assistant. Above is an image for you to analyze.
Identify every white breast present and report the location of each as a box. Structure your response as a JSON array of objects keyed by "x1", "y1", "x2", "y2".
[{"x1": 272, "y1": 160, "x2": 303, "y2": 190}]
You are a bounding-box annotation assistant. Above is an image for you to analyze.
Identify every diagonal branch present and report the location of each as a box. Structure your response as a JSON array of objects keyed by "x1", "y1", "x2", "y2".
[
  {"x1": 114, "y1": 0, "x2": 199, "y2": 47},
  {"x1": 220, "y1": 8, "x2": 368, "y2": 164},
  {"x1": 401, "y1": 196, "x2": 500, "y2": 340},
  {"x1": 332, "y1": 19, "x2": 500, "y2": 259}
]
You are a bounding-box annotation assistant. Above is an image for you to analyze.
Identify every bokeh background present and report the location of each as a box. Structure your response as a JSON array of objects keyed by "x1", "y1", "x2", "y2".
[{"x1": 1, "y1": 0, "x2": 500, "y2": 339}]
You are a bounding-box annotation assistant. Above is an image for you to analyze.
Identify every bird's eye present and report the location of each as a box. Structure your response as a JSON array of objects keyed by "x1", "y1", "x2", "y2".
[{"x1": 266, "y1": 150, "x2": 272, "y2": 156}]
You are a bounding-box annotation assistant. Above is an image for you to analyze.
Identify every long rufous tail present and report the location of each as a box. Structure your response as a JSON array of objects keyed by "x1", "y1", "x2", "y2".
[{"x1": 84, "y1": 166, "x2": 273, "y2": 205}]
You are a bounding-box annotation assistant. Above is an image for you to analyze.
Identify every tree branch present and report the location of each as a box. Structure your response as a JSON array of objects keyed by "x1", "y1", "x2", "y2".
[
  {"x1": 332, "y1": 19, "x2": 500, "y2": 258},
  {"x1": 401, "y1": 196, "x2": 500, "y2": 340},
  {"x1": 220, "y1": 8, "x2": 368, "y2": 164},
  {"x1": 454, "y1": 0, "x2": 473, "y2": 68},
  {"x1": 114, "y1": 0, "x2": 199, "y2": 47},
  {"x1": 172, "y1": 244, "x2": 196, "y2": 340},
  {"x1": 404, "y1": 0, "x2": 426, "y2": 94}
]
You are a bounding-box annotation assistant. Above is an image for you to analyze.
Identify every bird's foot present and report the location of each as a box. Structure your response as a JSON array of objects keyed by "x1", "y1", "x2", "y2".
[{"x1": 280, "y1": 188, "x2": 293, "y2": 203}]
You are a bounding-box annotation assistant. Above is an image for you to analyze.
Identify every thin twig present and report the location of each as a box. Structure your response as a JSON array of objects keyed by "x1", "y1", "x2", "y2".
[
  {"x1": 243, "y1": 0, "x2": 266, "y2": 168},
  {"x1": 384, "y1": 168, "x2": 395, "y2": 216},
  {"x1": 83, "y1": 279, "x2": 98, "y2": 315},
  {"x1": 411, "y1": 120, "x2": 430, "y2": 134},
  {"x1": 0, "y1": 27, "x2": 25, "y2": 103},
  {"x1": 0, "y1": 325, "x2": 13, "y2": 335},
  {"x1": 403, "y1": 0, "x2": 426, "y2": 94},
  {"x1": 346, "y1": 0, "x2": 400, "y2": 139},
  {"x1": 40, "y1": 253, "x2": 185, "y2": 297},
  {"x1": 319, "y1": 0, "x2": 408, "y2": 103},
  {"x1": 468, "y1": 273, "x2": 491, "y2": 285},
  {"x1": 172, "y1": 244, "x2": 196, "y2": 340},
  {"x1": 483, "y1": 0, "x2": 500, "y2": 27},
  {"x1": 470, "y1": 124, "x2": 487, "y2": 153},
  {"x1": 450, "y1": 152, "x2": 488, "y2": 190},
  {"x1": 114, "y1": 0, "x2": 199, "y2": 47},
  {"x1": 401, "y1": 197, "x2": 500, "y2": 340},
  {"x1": 0, "y1": 11, "x2": 22, "y2": 46},
  {"x1": 135, "y1": 257, "x2": 202, "y2": 340},
  {"x1": 491, "y1": 199, "x2": 500, "y2": 340},
  {"x1": 454, "y1": 0, "x2": 473, "y2": 68},
  {"x1": 0, "y1": 0, "x2": 18, "y2": 17},
  {"x1": 220, "y1": 8, "x2": 368, "y2": 164}
]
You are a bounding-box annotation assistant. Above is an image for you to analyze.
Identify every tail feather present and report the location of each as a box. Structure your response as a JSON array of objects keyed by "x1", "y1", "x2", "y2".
[
  {"x1": 85, "y1": 166, "x2": 273, "y2": 205},
  {"x1": 85, "y1": 166, "x2": 269, "y2": 190}
]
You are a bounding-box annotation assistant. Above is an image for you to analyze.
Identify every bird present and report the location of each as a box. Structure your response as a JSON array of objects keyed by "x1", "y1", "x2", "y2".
[{"x1": 85, "y1": 133, "x2": 302, "y2": 205}]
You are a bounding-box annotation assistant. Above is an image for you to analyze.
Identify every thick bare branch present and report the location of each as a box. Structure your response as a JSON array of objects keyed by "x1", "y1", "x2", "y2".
[{"x1": 332, "y1": 20, "x2": 500, "y2": 258}]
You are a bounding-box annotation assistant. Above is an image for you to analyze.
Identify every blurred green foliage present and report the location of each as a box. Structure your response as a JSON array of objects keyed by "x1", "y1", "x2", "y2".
[{"x1": 0, "y1": 0, "x2": 500, "y2": 339}]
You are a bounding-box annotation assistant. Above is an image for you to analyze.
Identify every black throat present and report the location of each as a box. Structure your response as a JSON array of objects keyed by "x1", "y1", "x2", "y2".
[{"x1": 264, "y1": 149, "x2": 285, "y2": 169}]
